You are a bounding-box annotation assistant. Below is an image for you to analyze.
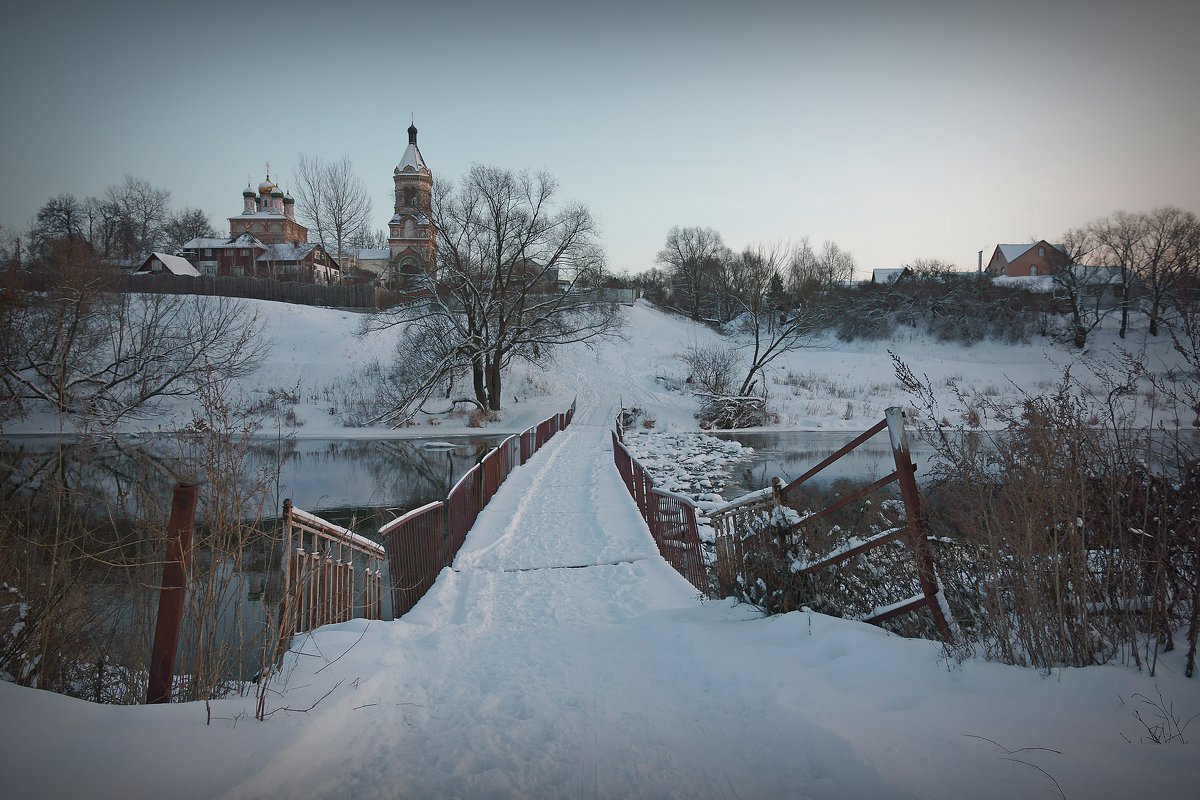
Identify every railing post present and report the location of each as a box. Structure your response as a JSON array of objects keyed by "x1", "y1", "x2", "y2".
[
  {"x1": 146, "y1": 482, "x2": 199, "y2": 704},
  {"x1": 886, "y1": 407, "x2": 953, "y2": 644}
]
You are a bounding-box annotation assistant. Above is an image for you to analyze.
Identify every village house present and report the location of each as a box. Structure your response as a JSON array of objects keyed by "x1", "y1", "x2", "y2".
[
  {"x1": 132, "y1": 251, "x2": 200, "y2": 277},
  {"x1": 985, "y1": 241, "x2": 1071, "y2": 277}
]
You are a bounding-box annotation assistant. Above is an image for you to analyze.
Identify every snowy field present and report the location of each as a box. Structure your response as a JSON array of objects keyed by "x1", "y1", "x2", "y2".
[
  {"x1": 2, "y1": 296, "x2": 1196, "y2": 798},
  {"x1": 4, "y1": 295, "x2": 1189, "y2": 438}
]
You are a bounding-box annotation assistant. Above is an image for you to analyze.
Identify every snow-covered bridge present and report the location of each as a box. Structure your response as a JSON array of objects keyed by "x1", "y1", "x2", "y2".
[{"x1": 1, "y1": 397, "x2": 1195, "y2": 799}]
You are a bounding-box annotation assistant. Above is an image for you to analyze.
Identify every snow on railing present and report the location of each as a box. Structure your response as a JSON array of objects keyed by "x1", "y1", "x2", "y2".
[
  {"x1": 280, "y1": 500, "x2": 385, "y2": 636},
  {"x1": 612, "y1": 430, "x2": 710, "y2": 595},
  {"x1": 380, "y1": 398, "x2": 578, "y2": 617}
]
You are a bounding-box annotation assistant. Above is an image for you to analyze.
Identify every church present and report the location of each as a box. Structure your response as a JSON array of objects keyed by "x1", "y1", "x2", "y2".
[
  {"x1": 179, "y1": 123, "x2": 437, "y2": 288},
  {"x1": 385, "y1": 122, "x2": 436, "y2": 288}
]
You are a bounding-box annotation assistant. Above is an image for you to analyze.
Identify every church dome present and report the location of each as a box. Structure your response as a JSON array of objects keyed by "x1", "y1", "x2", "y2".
[
  {"x1": 242, "y1": 184, "x2": 256, "y2": 198},
  {"x1": 259, "y1": 174, "x2": 277, "y2": 195},
  {"x1": 270, "y1": 187, "x2": 284, "y2": 198}
]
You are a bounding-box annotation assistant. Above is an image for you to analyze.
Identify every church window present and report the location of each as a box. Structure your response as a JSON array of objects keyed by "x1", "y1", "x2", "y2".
[{"x1": 1029, "y1": 265, "x2": 1039, "y2": 276}]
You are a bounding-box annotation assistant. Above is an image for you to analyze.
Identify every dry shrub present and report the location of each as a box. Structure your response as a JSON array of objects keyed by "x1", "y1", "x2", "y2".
[
  {"x1": 0, "y1": 379, "x2": 291, "y2": 704},
  {"x1": 902, "y1": 359, "x2": 1200, "y2": 673},
  {"x1": 467, "y1": 408, "x2": 497, "y2": 428}
]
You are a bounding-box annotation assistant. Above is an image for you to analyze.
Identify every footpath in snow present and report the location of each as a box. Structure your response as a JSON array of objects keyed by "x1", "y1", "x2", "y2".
[{"x1": 1, "y1": 400, "x2": 1197, "y2": 799}]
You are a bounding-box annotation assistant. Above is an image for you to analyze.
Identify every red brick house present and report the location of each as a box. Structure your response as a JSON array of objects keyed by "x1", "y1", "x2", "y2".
[{"x1": 986, "y1": 241, "x2": 1071, "y2": 277}]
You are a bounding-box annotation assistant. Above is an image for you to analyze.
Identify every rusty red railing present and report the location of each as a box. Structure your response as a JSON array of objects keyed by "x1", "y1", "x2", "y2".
[
  {"x1": 709, "y1": 407, "x2": 953, "y2": 642},
  {"x1": 612, "y1": 431, "x2": 710, "y2": 594},
  {"x1": 380, "y1": 398, "x2": 578, "y2": 617}
]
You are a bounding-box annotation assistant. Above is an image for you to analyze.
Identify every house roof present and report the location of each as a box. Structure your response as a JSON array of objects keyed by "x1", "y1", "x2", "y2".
[
  {"x1": 181, "y1": 237, "x2": 232, "y2": 250},
  {"x1": 357, "y1": 248, "x2": 390, "y2": 260},
  {"x1": 138, "y1": 252, "x2": 201, "y2": 277},
  {"x1": 996, "y1": 242, "x2": 1067, "y2": 262},
  {"x1": 256, "y1": 242, "x2": 340, "y2": 268},
  {"x1": 871, "y1": 267, "x2": 909, "y2": 284}
]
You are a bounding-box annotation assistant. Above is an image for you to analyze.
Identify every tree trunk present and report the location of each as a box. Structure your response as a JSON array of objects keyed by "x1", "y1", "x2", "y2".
[
  {"x1": 472, "y1": 357, "x2": 487, "y2": 408},
  {"x1": 1149, "y1": 301, "x2": 1159, "y2": 337},
  {"x1": 486, "y1": 361, "x2": 502, "y2": 411}
]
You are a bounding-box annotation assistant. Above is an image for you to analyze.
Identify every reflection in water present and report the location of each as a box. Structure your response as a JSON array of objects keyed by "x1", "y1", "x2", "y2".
[
  {"x1": 711, "y1": 428, "x2": 1199, "y2": 498},
  {"x1": 711, "y1": 431, "x2": 939, "y2": 497},
  {"x1": 2, "y1": 434, "x2": 506, "y2": 532},
  {"x1": 0, "y1": 434, "x2": 508, "y2": 689}
]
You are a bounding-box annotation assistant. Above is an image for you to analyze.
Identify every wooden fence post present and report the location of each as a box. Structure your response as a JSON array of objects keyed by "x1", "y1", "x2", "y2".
[
  {"x1": 146, "y1": 482, "x2": 199, "y2": 704},
  {"x1": 885, "y1": 407, "x2": 953, "y2": 644}
]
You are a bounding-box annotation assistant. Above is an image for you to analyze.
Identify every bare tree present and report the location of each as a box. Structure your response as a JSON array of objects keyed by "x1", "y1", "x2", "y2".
[
  {"x1": 816, "y1": 240, "x2": 856, "y2": 286},
  {"x1": 656, "y1": 226, "x2": 725, "y2": 321},
  {"x1": 1129, "y1": 207, "x2": 1199, "y2": 336},
  {"x1": 729, "y1": 244, "x2": 833, "y2": 398},
  {"x1": 363, "y1": 165, "x2": 621, "y2": 422},
  {"x1": 0, "y1": 240, "x2": 267, "y2": 427},
  {"x1": 30, "y1": 193, "x2": 85, "y2": 261},
  {"x1": 105, "y1": 176, "x2": 172, "y2": 262},
  {"x1": 1055, "y1": 226, "x2": 1116, "y2": 348},
  {"x1": 293, "y1": 154, "x2": 374, "y2": 264},
  {"x1": 1088, "y1": 210, "x2": 1146, "y2": 339},
  {"x1": 81, "y1": 196, "x2": 123, "y2": 260},
  {"x1": 162, "y1": 208, "x2": 218, "y2": 252}
]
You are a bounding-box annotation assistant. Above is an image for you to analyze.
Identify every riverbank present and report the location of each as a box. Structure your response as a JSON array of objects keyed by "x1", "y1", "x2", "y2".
[{"x1": 2, "y1": 296, "x2": 1191, "y2": 438}]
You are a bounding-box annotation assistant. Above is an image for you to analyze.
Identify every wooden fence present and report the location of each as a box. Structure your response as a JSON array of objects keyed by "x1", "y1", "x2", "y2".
[
  {"x1": 121, "y1": 274, "x2": 426, "y2": 309},
  {"x1": 380, "y1": 398, "x2": 578, "y2": 617},
  {"x1": 2, "y1": 269, "x2": 426, "y2": 309}
]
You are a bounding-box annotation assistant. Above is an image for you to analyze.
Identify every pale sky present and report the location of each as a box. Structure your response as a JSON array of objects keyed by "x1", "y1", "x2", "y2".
[{"x1": 2, "y1": 0, "x2": 1197, "y2": 277}]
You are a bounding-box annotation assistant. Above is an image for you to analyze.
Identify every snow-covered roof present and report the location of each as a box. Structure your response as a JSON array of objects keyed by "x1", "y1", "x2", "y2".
[
  {"x1": 235, "y1": 211, "x2": 289, "y2": 219},
  {"x1": 357, "y1": 248, "x2": 390, "y2": 260},
  {"x1": 996, "y1": 242, "x2": 1067, "y2": 262},
  {"x1": 871, "y1": 268, "x2": 908, "y2": 284},
  {"x1": 257, "y1": 242, "x2": 319, "y2": 262},
  {"x1": 389, "y1": 212, "x2": 432, "y2": 225},
  {"x1": 997, "y1": 243, "x2": 1033, "y2": 262},
  {"x1": 395, "y1": 142, "x2": 429, "y2": 175},
  {"x1": 991, "y1": 275, "x2": 1056, "y2": 293},
  {"x1": 137, "y1": 252, "x2": 200, "y2": 277},
  {"x1": 181, "y1": 237, "x2": 231, "y2": 250}
]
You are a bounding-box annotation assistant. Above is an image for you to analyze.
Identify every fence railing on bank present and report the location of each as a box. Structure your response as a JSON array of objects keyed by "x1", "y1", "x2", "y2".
[
  {"x1": 278, "y1": 501, "x2": 385, "y2": 637},
  {"x1": 613, "y1": 407, "x2": 952, "y2": 643},
  {"x1": 380, "y1": 398, "x2": 578, "y2": 617},
  {"x1": 611, "y1": 428, "x2": 710, "y2": 594},
  {"x1": 708, "y1": 407, "x2": 953, "y2": 642}
]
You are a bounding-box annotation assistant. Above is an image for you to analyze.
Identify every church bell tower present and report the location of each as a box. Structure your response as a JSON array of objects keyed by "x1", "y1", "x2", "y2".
[{"x1": 387, "y1": 122, "x2": 436, "y2": 287}]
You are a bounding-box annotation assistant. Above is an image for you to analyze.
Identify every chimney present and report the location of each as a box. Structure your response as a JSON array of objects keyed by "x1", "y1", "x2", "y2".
[{"x1": 977, "y1": 250, "x2": 983, "y2": 273}]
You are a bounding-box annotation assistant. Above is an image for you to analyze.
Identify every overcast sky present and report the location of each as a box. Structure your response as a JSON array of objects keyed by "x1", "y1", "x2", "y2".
[{"x1": 2, "y1": 0, "x2": 1197, "y2": 277}]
